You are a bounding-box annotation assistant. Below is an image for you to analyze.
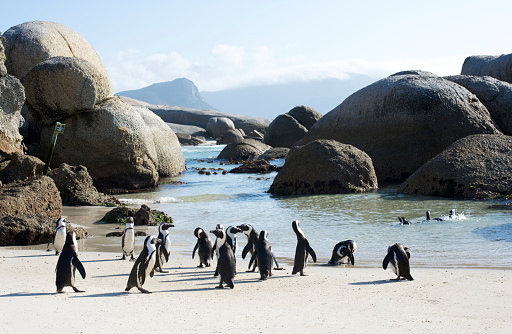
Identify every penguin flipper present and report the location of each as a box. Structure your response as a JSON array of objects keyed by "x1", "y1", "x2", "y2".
[
  {"x1": 271, "y1": 252, "x2": 280, "y2": 269},
  {"x1": 72, "y1": 256, "x2": 86, "y2": 279},
  {"x1": 349, "y1": 253, "x2": 355, "y2": 265},
  {"x1": 382, "y1": 252, "x2": 392, "y2": 270},
  {"x1": 248, "y1": 250, "x2": 257, "y2": 269},
  {"x1": 306, "y1": 241, "x2": 317, "y2": 263},
  {"x1": 192, "y1": 241, "x2": 198, "y2": 259},
  {"x1": 241, "y1": 242, "x2": 252, "y2": 260},
  {"x1": 139, "y1": 261, "x2": 147, "y2": 286}
]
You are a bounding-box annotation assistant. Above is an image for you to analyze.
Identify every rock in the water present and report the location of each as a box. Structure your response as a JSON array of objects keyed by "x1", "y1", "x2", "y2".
[
  {"x1": 37, "y1": 97, "x2": 186, "y2": 192},
  {"x1": 48, "y1": 163, "x2": 120, "y2": 206},
  {"x1": 0, "y1": 175, "x2": 62, "y2": 217},
  {"x1": 0, "y1": 152, "x2": 44, "y2": 184},
  {"x1": 444, "y1": 75, "x2": 512, "y2": 135},
  {"x1": 398, "y1": 134, "x2": 512, "y2": 199},
  {"x1": 264, "y1": 114, "x2": 308, "y2": 148},
  {"x1": 300, "y1": 71, "x2": 501, "y2": 182},
  {"x1": 257, "y1": 147, "x2": 289, "y2": 160},
  {"x1": 461, "y1": 53, "x2": 512, "y2": 84},
  {"x1": 268, "y1": 139, "x2": 378, "y2": 195},
  {"x1": 22, "y1": 56, "x2": 112, "y2": 124},
  {"x1": 287, "y1": 105, "x2": 322, "y2": 129},
  {"x1": 100, "y1": 205, "x2": 173, "y2": 226},
  {"x1": 206, "y1": 117, "x2": 235, "y2": 139},
  {"x1": 218, "y1": 139, "x2": 272, "y2": 161},
  {"x1": 229, "y1": 160, "x2": 279, "y2": 174},
  {"x1": 0, "y1": 74, "x2": 25, "y2": 157},
  {"x1": 217, "y1": 128, "x2": 244, "y2": 144}
]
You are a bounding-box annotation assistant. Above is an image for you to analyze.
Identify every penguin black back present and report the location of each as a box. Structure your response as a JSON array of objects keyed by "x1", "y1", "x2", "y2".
[
  {"x1": 291, "y1": 220, "x2": 316, "y2": 276},
  {"x1": 328, "y1": 240, "x2": 357, "y2": 265},
  {"x1": 125, "y1": 236, "x2": 161, "y2": 293},
  {"x1": 249, "y1": 230, "x2": 273, "y2": 280},
  {"x1": 55, "y1": 231, "x2": 86, "y2": 293},
  {"x1": 192, "y1": 227, "x2": 213, "y2": 267},
  {"x1": 238, "y1": 223, "x2": 259, "y2": 272},
  {"x1": 382, "y1": 243, "x2": 413, "y2": 281},
  {"x1": 211, "y1": 229, "x2": 235, "y2": 289}
]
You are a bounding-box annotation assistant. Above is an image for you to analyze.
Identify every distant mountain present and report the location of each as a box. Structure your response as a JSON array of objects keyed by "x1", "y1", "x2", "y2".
[
  {"x1": 116, "y1": 78, "x2": 216, "y2": 110},
  {"x1": 201, "y1": 75, "x2": 376, "y2": 119}
]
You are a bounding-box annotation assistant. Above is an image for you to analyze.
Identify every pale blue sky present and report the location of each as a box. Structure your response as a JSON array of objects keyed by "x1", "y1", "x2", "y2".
[{"x1": 2, "y1": 0, "x2": 511, "y2": 92}]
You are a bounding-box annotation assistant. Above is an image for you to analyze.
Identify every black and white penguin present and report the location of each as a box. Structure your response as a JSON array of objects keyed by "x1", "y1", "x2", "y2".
[
  {"x1": 212, "y1": 224, "x2": 224, "y2": 276},
  {"x1": 382, "y1": 243, "x2": 413, "y2": 281},
  {"x1": 125, "y1": 236, "x2": 162, "y2": 293},
  {"x1": 249, "y1": 230, "x2": 273, "y2": 280},
  {"x1": 238, "y1": 223, "x2": 259, "y2": 272},
  {"x1": 55, "y1": 231, "x2": 86, "y2": 293},
  {"x1": 121, "y1": 217, "x2": 135, "y2": 260},
  {"x1": 328, "y1": 240, "x2": 357, "y2": 265},
  {"x1": 155, "y1": 223, "x2": 172, "y2": 273},
  {"x1": 192, "y1": 227, "x2": 213, "y2": 267},
  {"x1": 291, "y1": 220, "x2": 317, "y2": 276},
  {"x1": 398, "y1": 217, "x2": 411, "y2": 225},
  {"x1": 425, "y1": 211, "x2": 443, "y2": 221},
  {"x1": 48, "y1": 218, "x2": 67, "y2": 255},
  {"x1": 225, "y1": 225, "x2": 242, "y2": 255},
  {"x1": 210, "y1": 229, "x2": 235, "y2": 289}
]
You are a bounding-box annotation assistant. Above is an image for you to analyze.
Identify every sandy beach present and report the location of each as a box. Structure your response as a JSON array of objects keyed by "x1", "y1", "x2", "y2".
[{"x1": 0, "y1": 247, "x2": 511, "y2": 333}]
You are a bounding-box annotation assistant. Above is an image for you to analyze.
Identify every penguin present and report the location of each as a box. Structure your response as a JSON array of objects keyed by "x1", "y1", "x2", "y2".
[
  {"x1": 382, "y1": 243, "x2": 413, "y2": 281},
  {"x1": 328, "y1": 240, "x2": 357, "y2": 265},
  {"x1": 155, "y1": 223, "x2": 172, "y2": 273},
  {"x1": 249, "y1": 230, "x2": 273, "y2": 280},
  {"x1": 225, "y1": 225, "x2": 242, "y2": 255},
  {"x1": 425, "y1": 211, "x2": 443, "y2": 221},
  {"x1": 210, "y1": 229, "x2": 235, "y2": 289},
  {"x1": 125, "y1": 236, "x2": 162, "y2": 293},
  {"x1": 238, "y1": 223, "x2": 259, "y2": 272},
  {"x1": 192, "y1": 227, "x2": 213, "y2": 267},
  {"x1": 48, "y1": 218, "x2": 67, "y2": 255},
  {"x1": 121, "y1": 217, "x2": 135, "y2": 260},
  {"x1": 212, "y1": 224, "x2": 224, "y2": 276},
  {"x1": 291, "y1": 220, "x2": 317, "y2": 276},
  {"x1": 398, "y1": 217, "x2": 411, "y2": 225},
  {"x1": 55, "y1": 231, "x2": 86, "y2": 293}
]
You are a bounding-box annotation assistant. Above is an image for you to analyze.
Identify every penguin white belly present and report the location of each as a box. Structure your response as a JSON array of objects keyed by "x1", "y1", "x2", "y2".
[
  {"x1": 54, "y1": 229, "x2": 66, "y2": 252},
  {"x1": 391, "y1": 253, "x2": 399, "y2": 276},
  {"x1": 123, "y1": 232, "x2": 135, "y2": 254},
  {"x1": 164, "y1": 236, "x2": 171, "y2": 255}
]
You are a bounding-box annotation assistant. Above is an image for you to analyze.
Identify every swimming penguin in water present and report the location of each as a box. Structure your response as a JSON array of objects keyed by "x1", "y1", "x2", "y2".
[
  {"x1": 210, "y1": 229, "x2": 235, "y2": 289},
  {"x1": 382, "y1": 243, "x2": 413, "y2": 281},
  {"x1": 238, "y1": 223, "x2": 259, "y2": 272},
  {"x1": 192, "y1": 227, "x2": 213, "y2": 267},
  {"x1": 212, "y1": 224, "x2": 224, "y2": 276},
  {"x1": 55, "y1": 231, "x2": 86, "y2": 293},
  {"x1": 398, "y1": 217, "x2": 411, "y2": 225},
  {"x1": 125, "y1": 236, "x2": 162, "y2": 293},
  {"x1": 49, "y1": 218, "x2": 67, "y2": 255},
  {"x1": 155, "y1": 223, "x2": 172, "y2": 273},
  {"x1": 121, "y1": 217, "x2": 135, "y2": 260},
  {"x1": 249, "y1": 230, "x2": 274, "y2": 280},
  {"x1": 291, "y1": 220, "x2": 317, "y2": 276},
  {"x1": 425, "y1": 211, "x2": 443, "y2": 221},
  {"x1": 328, "y1": 240, "x2": 357, "y2": 265}
]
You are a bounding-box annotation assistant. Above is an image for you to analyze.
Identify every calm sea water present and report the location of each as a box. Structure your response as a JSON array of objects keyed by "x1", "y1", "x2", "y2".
[{"x1": 106, "y1": 144, "x2": 512, "y2": 269}]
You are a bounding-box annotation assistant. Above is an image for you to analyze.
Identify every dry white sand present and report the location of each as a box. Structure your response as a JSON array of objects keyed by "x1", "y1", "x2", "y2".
[{"x1": 1, "y1": 247, "x2": 511, "y2": 333}]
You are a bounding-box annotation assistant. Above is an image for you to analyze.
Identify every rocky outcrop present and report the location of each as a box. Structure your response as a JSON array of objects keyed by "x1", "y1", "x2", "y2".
[
  {"x1": 217, "y1": 129, "x2": 244, "y2": 144},
  {"x1": 257, "y1": 147, "x2": 289, "y2": 160},
  {"x1": 206, "y1": 117, "x2": 236, "y2": 138},
  {"x1": 48, "y1": 163, "x2": 120, "y2": 206},
  {"x1": 166, "y1": 123, "x2": 209, "y2": 138},
  {"x1": 175, "y1": 133, "x2": 206, "y2": 146},
  {"x1": 444, "y1": 75, "x2": 512, "y2": 135},
  {"x1": 37, "y1": 97, "x2": 186, "y2": 192},
  {"x1": 0, "y1": 38, "x2": 7, "y2": 76},
  {"x1": 461, "y1": 53, "x2": 512, "y2": 84},
  {"x1": 398, "y1": 134, "x2": 512, "y2": 199},
  {"x1": 100, "y1": 205, "x2": 173, "y2": 226},
  {"x1": 0, "y1": 68, "x2": 25, "y2": 158},
  {"x1": 263, "y1": 114, "x2": 308, "y2": 148},
  {"x1": 2, "y1": 21, "x2": 113, "y2": 96},
  {"x1": 287, "y1": 105, "x2": 322, "y2": 129},
  {"x1": 268, "y1": 139, "x2": 377, "y2": 195},
  {"x1": 22, "y1": 56, "x2": 112, "y2": 124},
  {"x1": 0, "y1": 175, "x2": 62, "y2": 217},
  {"x1": 229, "y1": 160, "x2": 279, "y2": 174},
  {"x1": 0, "y1": 152, "x2": 44, "y2": 184},
  {"x1": 300, "y1": 71, "x2": 501, "y2": 182},
  {"x1": 217, "y1": 139, "x2": 272, "y2": 160}
]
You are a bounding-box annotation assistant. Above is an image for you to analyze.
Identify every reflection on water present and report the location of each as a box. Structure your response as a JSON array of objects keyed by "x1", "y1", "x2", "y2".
[{"x1": 64, "y1": 145, "x2": 512, "y2": 269}]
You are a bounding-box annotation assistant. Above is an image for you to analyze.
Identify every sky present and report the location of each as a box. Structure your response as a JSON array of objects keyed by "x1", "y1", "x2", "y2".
[{"x1": 2, "y1": 0, "x2": 511, "y2": 93}]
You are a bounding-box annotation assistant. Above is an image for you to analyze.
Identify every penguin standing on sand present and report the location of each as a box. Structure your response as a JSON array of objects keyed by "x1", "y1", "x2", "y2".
[
  {"x1": 49, "y1": 218, "x2": 67, "y2": 255},
  {"x1": 125, "y1": 236, "x2": 162, "y2": 293},
  {"x1": 155, "y1": 223, "x2": 172, "y2": 273},
  {"x1": 192, "y1": 227, "x2": 213, "y2": 267},
  {"x1": 212, "y1": 224, "x2": 224, "y2": 276},
  {"x1": 291, "y1": 220, "x2": 317, "y2": 276},
  {"x1": 210, "y1": 229, "x2": 235, "y2": 289},
  {"x1": 121, "y1": 217, "x2": 135, "y2": 260},
  {"x1": 239, "y1": 224, "x2": 259, "y2": 272},
  {"x1": 328, "y1": 240, "x2": 357, "y2": 265},
  {"x1": 55, "y1": 231, "x2": 86, "y2": 293},
  {"x1": 382, "y1": 243, "x2": 414, "y2": 281},
  {"x1": 249, "y1": 230, "x2": 274, "y2": 280}
]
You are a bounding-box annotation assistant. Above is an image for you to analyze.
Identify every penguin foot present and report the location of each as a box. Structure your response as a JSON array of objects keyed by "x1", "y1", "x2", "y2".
[
  {"x1": 139, "y1": 288, "x2": 152, "y2": 294},
  {"x1": 197, "y1": 264, "x2": 204, "y2": 268},
  {"x1": 215, "y1": 284, "x2": 224, "y2": 289},
  {"x1": 55, "y1": 251, "x2": 60, "y2": 255},
  {"x1": 72, "y1": 287, "x2": 85, "y2": 293},
  {"x1": 130, "y1": 255, "x2": 136, "y2": 261},
  {"x1": 120, "y1": 255, "x2": 126, "y2": 260}
]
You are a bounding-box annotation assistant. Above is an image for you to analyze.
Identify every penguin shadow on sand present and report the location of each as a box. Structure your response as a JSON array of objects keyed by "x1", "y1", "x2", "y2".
[{"x1": 0, "y1": 291, "x2": 56, "y2": 298}]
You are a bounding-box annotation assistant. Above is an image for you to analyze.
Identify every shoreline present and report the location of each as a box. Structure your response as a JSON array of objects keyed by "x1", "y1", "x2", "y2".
[{"x1": 1, "y1": 247, "x2": 511, "y2": 333}]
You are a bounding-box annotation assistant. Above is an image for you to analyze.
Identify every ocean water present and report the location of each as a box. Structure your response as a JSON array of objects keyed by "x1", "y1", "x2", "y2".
[{"x1": 107, "y1": 144, "x2": 512, "y2": 269}]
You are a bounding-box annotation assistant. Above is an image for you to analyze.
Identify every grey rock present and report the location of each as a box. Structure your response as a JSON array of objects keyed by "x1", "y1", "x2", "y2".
[
  {"x1": 268, "y1": 139, "x2": 378, "y2": 195},
  {"x1": 461, "y1": 53, "x2": 512, "y2": 84},
  {"x1": 0, "y1": 38, "x2": 7, "y2": 76},
  {"x1": 445, "y1": 75, "x2": 512, "y2": 135},
  {"x1": 175, "y1": 133, "x2": 206, "y2": 146},
  {"x1": 398, "y1": 134, "x2": 512, "y2": 199},
  {"x1": 216, "y1": 128, "x2": 244, "y2": 144},
  {"x1": 166, "y1": 122, "x2": 209, "y2": 138},
  {"x1": 2, "y1": 21, "x2": 113, "y2": 97},
  {"x1": 206, "y1": 117, "x2": 235, "y2": 138},
  {"x1": 300, "y1": 72, "x2": 501, "y2": 182},
  {"x1": 22, "y1": 56, "x2": 112, "y2": 124},
  {"x1": 37, "y1": 97, "x2": 186, "y2": 192},
  {"x1": 257, "y1": 147, "x2": 289, "y2": 160},
  {"x1": 0, "y1": 152, "x2": 44, "y2": 184},
  {"x1": 0, "y1": 74, "x2": 25, "y2": 157},
  {"x1": 287, "y1": 105, "x2": 322, "y2": 129},
  {"x1": 218, "y1": 139, "x2": 272, "y2": 160},
  {"x1": 263, "y1": 114, "x2": 308, "y2": 148}
]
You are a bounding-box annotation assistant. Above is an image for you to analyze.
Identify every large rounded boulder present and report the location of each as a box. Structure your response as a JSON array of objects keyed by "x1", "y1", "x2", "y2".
[
  {"x1": 287, "y1": 105, "x2": 322, "y2": 129},
  {"x1": 22, "y1": 56, "x2": 112, "y2": 124},
  {"x1": 218, "y1": 139, "x2": 272, "y2": 160},
  {"x1": 263, "y1": 114, "x2": 308, "y2": 148},
  {"x1": 206, "y1": 117, "x2": 236, "y2": 139},
  {"x1": 300, "y1": 71, "x2": 501, "y2": 182},
  {"x1": 461, "y1": 53, "x2": 512, "y2": 84},
  {"x1": 0, "y1": 74, "x2": 25, "y2": 157},
  {"x1": 398, "y1": 134, "x2": 512, "y2": 199},
  {"x1": 0, "y1": 152, "x2": 44, "y2": 184},
  {"x1": 2, "y1": 21, "x2": 113, "y2": 94},
  {"x1": 37, "y1": 97, "x2": 186, "y2": 192},
  {"x1": 268, "y1": 139, "x2": 377, "y2": 195},
  {"x1": 445, "y1": 75, "x2": 512, "y2": 135}
]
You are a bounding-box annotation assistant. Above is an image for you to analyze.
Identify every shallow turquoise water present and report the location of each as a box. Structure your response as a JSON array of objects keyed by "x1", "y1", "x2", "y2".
[{"x1": 115, "y1": 144, "x2": 512, "y2": 269}]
